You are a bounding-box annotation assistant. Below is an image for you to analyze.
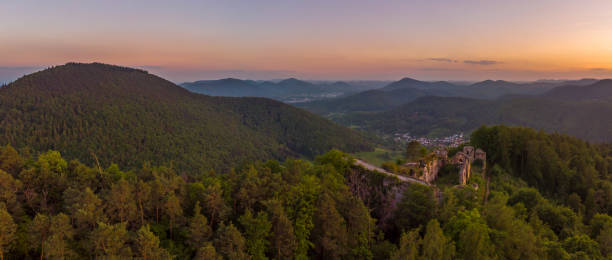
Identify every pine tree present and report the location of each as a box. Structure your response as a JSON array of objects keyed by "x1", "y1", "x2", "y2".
[
  {"x1": 105, "y1": 178, "x2": 137, "y2": 224},
  {"x1": 135, "y1": 225, "x2": 170, "y2": 260},
  {"x1": 265, "y1": 199, "x2": 297, "y2": 260},
  {"x1": 343, "y1": 195, "x2": 374, "y2": 259},
  {"x1": 134, "y1": 180, "x2": 152, "y2": 226},
  {"x1": 390, "y1": 229, "x2": 420, "y2": 260},
  {"x1": 0, "y1": 170, "x2": 21, "y2": 215},
  {"x1": 312, "y1": 193, "x2": 347, "y2": 260},
  {"x1": 214, "y1": 223, "x2": 249, "y2": 260},
  {"x1": 29, "y1": 213, "x2": 50, "y2": 260},
  {"x1": 42, "y1": 213, "x2": 75, "y2": 259},
  {"x1": 421, "y1": 219, "x2": 454, "y2": 260},
  {"x1": 0, "y1": 204, "x2": 17, "y2": 260},
  {"x1": 64, "y1": 187, "x2": 104, "y2": 232},
  {"x1": 204, "y1": 182, "x2": 228, "y2": 227},
  {"x1": 187, "y1": 202, "x2": 212, "y2": 249},
  {"x1": 239, "y1": 209, "x2": 272, "y2": 260},
  {"x1": 164, "y1": 192, "x2": 182, "y2": 238},
  {"x1": 90, "y1": 222, "x2": 131, "y2": 258},
  {"x1": 195, "y1": 243, "x2": 222, "y2": 260}
]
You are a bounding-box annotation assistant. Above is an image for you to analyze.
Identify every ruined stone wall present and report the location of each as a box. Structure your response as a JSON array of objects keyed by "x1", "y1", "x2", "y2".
[{"x1": 458, "y1": 161, "x2": 471, "y2": 185}]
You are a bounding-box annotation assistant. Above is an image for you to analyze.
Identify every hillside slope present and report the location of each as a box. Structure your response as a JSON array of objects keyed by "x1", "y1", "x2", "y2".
[
  {"x1": 181, "y1": 77, "x2": 374, "y2": 103},
  {"x1": 335, "y1": 92, "x2": 612, "y2": 142},
  {"x1": 543, "y1": 79, "x2": 612, "y2": 101},
  {"x1": 299, "y1": 77, "x2": 598, "y2": 115},
  {"x1": 0, "y1": 63, "x2": 372, "y2": 172}
]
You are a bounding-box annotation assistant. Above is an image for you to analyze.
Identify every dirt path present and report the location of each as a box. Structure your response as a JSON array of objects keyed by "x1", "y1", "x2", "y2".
[{"x1": 353, "y1": 159, "x2": 430, "y2": 186}]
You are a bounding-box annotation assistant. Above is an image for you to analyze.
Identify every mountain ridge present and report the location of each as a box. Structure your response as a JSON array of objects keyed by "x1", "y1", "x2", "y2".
[{"x1": 0, "y1": 62, "x2": 372, "y2": 172}]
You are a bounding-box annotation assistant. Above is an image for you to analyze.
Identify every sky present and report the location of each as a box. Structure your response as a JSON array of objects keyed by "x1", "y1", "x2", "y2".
[{"x1": 2, "y1": 0, "x2": 612, "y2": 82}]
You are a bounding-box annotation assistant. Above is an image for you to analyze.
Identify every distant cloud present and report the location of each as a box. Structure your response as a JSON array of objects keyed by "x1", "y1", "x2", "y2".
[
  {"x1": 463, "y1": 60, "x2": 501, "y2": 65},
  {"x1": 418, "y1": 67, "x2": 466, "y2": 72},
  {"x1": 589, "y1": 68, "x2": 611, "y2": 72},
  {"x1": 136, "y1": 65, "x2": 164, "y2": 70},
  {"x1": 428, "y1": 58, "x2": 458, "y2": 63}
]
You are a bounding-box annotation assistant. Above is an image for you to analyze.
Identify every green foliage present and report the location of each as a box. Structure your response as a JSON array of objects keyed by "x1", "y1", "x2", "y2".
[
  {"x1": 406, "y1": 141, "x2": 422, "y2": 161},
  {"x1": 421, "y1": 219, "x2": 455, "y2": 260},
  {"x1": 0, "y1": 147, "x2": 381, "y2": 259},
  {"x1": 239, "y1": 209, "x2": 272, "y2": 260},
  {"x1": 0, "y1": 125, "x2": 611, "y2": 259},
  {"x1": 0, "y1": 63, "x2": 372, "y2": 174},
  {"x1": 186, "y1": 202, "x2": 212, "y2": 249},
  {"x1": 472, "y1": 126, "x2": 612, "y2": 217},
  {"x1": 0, "y1": 204, "x2": 17, "y2": 259},
  {"x1": 90, "y1": 222, "x2": 131, "y2": 258},
  {"x1": 135, "y1": 225, "x2": 171, "y2": 259},
  {"x1": 390, "y1": 229, "x2": 420, "y2": 260},
  {"x1": 352, "y1": 147, "x2": 404, "y2": 167},
  {"x1": 563, "y1": 235, "x2": 602, "y2": 259},
  {"x1": 332, "y1": 93, "x2": 612, "y2": 143},
  {"x1": 214, "y1": 222, "x2": 249, "y2": 260},
  {"x1": 394, "y1": 184, "x2": 437, "y2": 231}
]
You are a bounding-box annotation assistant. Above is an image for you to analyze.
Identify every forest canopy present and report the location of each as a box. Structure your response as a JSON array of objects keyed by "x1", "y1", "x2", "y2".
[
  {"x1": 1, "y1": 124, "x2": 612, "y2": 259},
  {"x1": 0, "y1": 63, "x2": 372, "y2": 174}
]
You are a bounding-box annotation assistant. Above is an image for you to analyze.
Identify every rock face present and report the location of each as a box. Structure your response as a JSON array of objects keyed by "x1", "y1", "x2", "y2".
[
  {"x1": 451, "y1": 146, "x2": 486, "y2": 185},
  {"x1": 403, "y1": 149, "x2": 446, "y2": 184},
  {"x1": 402, "y1": 145, "x2": 486, "y2": 185}
]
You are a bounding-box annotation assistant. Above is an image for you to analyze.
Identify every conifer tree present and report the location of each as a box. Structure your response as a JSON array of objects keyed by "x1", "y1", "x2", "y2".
[
  {"x1": 390, "y1": 229, "x2": 420, "y2": 260},
  {"x1": 239, "y1": 209, "x2": 272, "y2": 260},
  {"x1": 105, "y1": 178, "x2": 137, "y2": 224},
  {"x1": 164, "y1": 192, "x2": 182, "y2": 238},
  {"x1": 312, "y1": 193, "x2": 347, "y2": 259},
  {"x1": 421, "y1": 219, "x2": 454, "y2": 260},
  {"x1": 187, "y1": 202, "x2": 212, "y2": 248},
  {"x1": 195, "y1": 243, "x2": 222, "y2": 260},
  {"x1": 0, "y1": 204, "x2": 16, "y2": 260},
  {"x1": 265, "y1": 199, "x2": 297, "y2": 260},
  {"x1": 90, "y1": 222, "x2": 131, "y2": 258},
  {"x1": 135, "y1": 225, "x2": 170, "y2": 260},
  {"x1": 43, "y1": 213, "x2": 74, "y2": 259},
  {"x1": 214, "y1": 223, "x2": 249, "y2": 260}
]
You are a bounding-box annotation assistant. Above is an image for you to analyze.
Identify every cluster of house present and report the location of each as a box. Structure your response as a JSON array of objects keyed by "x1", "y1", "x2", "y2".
[
  {"x1": 403, "y1": 146, "x2": 486, "y2": 185},
  {"x1": 393, "y1": 133, "x2": 466, "y2": 147}
]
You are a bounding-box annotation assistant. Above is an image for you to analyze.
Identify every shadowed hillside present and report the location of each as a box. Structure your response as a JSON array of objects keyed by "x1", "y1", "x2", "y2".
[
  {"x1": 0, "y1": 63, "x2": 372, "y2": 172},
  {"x1": 298, "y1": 77, "x2": 598, "y2": 115},
  {"x1": 333, "y1": 80, "x2": 612, "y2": 142}
]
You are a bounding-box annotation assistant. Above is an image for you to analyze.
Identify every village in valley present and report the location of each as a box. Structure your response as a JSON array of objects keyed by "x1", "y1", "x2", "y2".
[{"x1": 393, "y1": 132, "x2": 466, "y2": 147}]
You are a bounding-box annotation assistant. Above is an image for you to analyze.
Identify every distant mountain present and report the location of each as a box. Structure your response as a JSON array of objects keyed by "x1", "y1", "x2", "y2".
[
  {"x1": 331, "y1": 79, "x2": 612, "y2": 143},
  {"x1": 181, "y1": 78, "x2": 378, "y2": 103},
  {"x1": 299, "y1": 77, "x2": 601, "y2": 115},
  {"x1": 381, "y1": 77, "x2": 457, "y2": 91},
  {"x1": 298, "y1": 87, "x2": 434, "y2": 113},
  {"x1": 0, "y1": 63, "x2": 372, "y2": 172},
  {"x1": 182, "y1": 78, "x2": 261, "y2": 97},
  {"x1": 543, "y1": 79, "x2": 612, "y2": 101}
]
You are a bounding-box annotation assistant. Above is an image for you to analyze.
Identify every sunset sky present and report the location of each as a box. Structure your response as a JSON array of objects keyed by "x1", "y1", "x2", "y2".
[{"x1": 2, "y1": 0, "x2": 612, "y2": 82}]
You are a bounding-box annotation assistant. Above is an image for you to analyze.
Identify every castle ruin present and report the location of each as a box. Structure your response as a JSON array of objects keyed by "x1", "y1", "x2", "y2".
[{"x1": 403, "y1": 145, "x2": 486, "y2": 185}]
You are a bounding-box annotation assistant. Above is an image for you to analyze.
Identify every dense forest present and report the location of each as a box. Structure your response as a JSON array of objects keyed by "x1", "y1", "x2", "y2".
[
  {"x1": 0, "y1": 63, "x2": 372, "y2": 173},
  {"x1": 1, "y1": 125, "x2": 611, "y2": 259},
  {"x1": 333, "y1": 94, "x2": 612, "y2": 142},
  {"x1": 299, "y1": 78, "x2": 612, "y2": 143}
]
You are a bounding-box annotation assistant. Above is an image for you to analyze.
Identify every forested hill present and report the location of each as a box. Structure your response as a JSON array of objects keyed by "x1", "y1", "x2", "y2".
[
  {"x1": 543, "y1": 79, "x2": 612, "y2": 101},
  {"x1": 298, "y1": 77, "x2": 599, "y2": 115},
  {"x1": 0, "y1": 63, "x2": 372, "y2": 172},
  {"x1": 333, "y1": 82, "x2": 612, "y2": 143}
]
